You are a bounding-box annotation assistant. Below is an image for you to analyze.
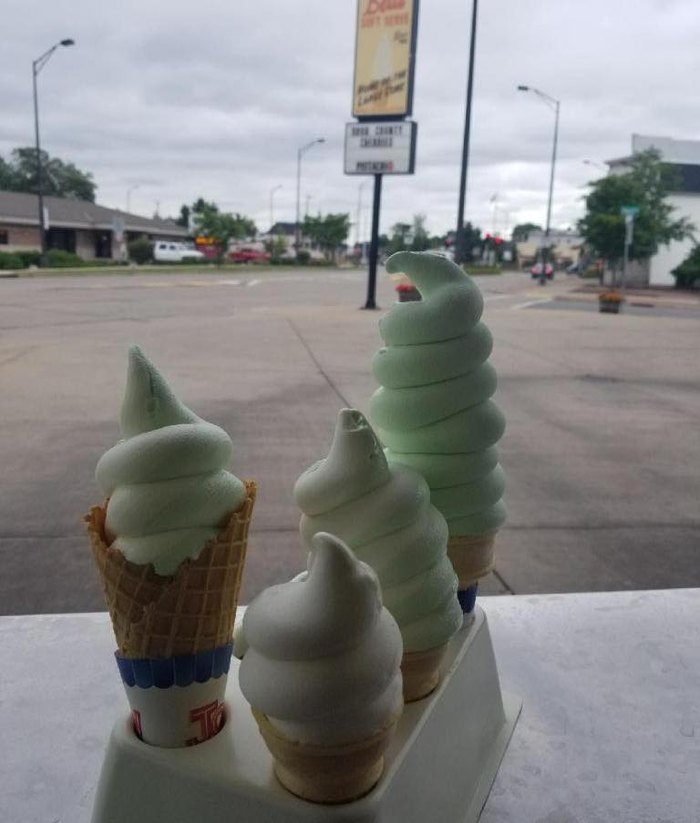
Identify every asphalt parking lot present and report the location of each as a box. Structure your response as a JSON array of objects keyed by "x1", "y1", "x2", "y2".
[{"x1": 1, "y1": 267, "x2": 698, "y2": 614}]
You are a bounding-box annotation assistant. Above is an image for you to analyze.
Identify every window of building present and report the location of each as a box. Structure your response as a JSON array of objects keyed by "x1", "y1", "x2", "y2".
[{"x1": 0, "y1": 229, "x2": 8, "y2": 245}]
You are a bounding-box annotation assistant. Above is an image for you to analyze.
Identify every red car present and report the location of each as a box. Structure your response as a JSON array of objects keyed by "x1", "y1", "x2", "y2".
[
  {"x1": 228, "y1": 248, "x2": 271, "y2": 264},
  {"x1": 529, "y1": 262, "x2": 554, "y2": 279}
]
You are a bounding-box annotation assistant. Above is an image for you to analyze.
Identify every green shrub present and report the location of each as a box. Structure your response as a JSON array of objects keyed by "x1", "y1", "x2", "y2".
[
  {"x1": 671, "y1": 245, "x2": 700, "y2": 289},
  {"x1": 0, "y1": 251, "x2": 23, "y2": 270},
  {"x1": 296, "y1": 250, "x2": 311, "y2": 265},
  {"x1": 45, "y1": 249, "x2": 85, "y2": 268},
  {"x1": 17, "y1": 250, "x2": 42, "y2": 268},
  {"x1": 128, "y1": 237, "x2": 153, "y2": 265}
]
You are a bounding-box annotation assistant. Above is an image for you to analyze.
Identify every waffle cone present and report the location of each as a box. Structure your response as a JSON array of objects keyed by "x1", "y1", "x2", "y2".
[
  {"x1": 252, "y1": 708, "x2": 399, "y2": 804},
  {"x1": 85, "y1": 480, "x2": 256, "y2": 659},
  {"x1": 400, "y1": 643, "x2": 448, "y2": 702},
  {"x1": 447, "y1": 531, "x2": 496, "y2": 588}
]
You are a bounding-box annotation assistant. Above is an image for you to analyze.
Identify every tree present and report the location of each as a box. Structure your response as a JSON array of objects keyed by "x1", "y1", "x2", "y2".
[
  {"x1": 671, "y1": 245, "x2": 700, "y2": 289},
  {"x1": 176, "y1": 204, "x2": 190, "y2": 229},
  {"x1": 0, "y1": 147, "x2": 96, "y2": 201},
  {"x1": 193, "y1": 203, "x2": 257, "y2": 264},
  {"x1": 263, "y1": 234, "x2": 288, "y2": 262},
  {"x1": 511, "y1": 222, "x2": 542, "y2": 242},
  {"x1": 578, "y1": 149, "x2": 694, "y2": 276},
  {"x1": 387, "y1": 222, "x2": 412, "y2": 255},
  {"x1": 410, "y1": 214, "x2": 430, "y2": 251},
  {"x1": 459, "y1": 222, "x2": 483, "y2": 263},
  {"x1": 301, "y1": 213, "x2": 350, "y2": 262}
]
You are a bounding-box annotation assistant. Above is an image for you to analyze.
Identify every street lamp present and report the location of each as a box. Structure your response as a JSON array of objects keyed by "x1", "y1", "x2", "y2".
[
  {"x1": 517, "y1": 84, "x2": 560, "y2": 269},
  {"x1": 269, "y1": 184, "x2": 282, "y2": 231},
  {"x1": 295, "y1": 138, "x2": 324, "y2": 258},
  {"x1": 126, "y1": 184, "x2": 140, "y2": 213},
  {"x1": 33, "y1": 38, "x2": 75, "y2": 261},
  {"x1": 583, "y1": 159, "x2": 606, "y2": 172}
]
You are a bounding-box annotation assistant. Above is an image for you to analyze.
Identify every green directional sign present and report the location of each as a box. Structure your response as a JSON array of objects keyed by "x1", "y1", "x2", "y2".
[{"x1": 620, "y1": 205, "x2": 640, "y2": 218}]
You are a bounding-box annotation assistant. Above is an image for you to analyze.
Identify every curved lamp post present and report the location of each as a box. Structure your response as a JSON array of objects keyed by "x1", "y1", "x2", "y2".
[
  {"x1": 33, "y1": 38, "x2": 75, "y2": 261},
  {"x1": 295, "y1": 138, "x2": 324, "y2": 258},
  {"x1": 517, "y1": 85, "x2": 560, "y2": 268}
]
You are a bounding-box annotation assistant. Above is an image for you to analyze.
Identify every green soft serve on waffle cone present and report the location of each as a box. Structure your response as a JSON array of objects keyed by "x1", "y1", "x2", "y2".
[
  {"x1": 370, "y1": 252, "x2": 506, "y2": 609},
  {"x1": 87, "y1": 346, "x2": 256, "y2": 747}
]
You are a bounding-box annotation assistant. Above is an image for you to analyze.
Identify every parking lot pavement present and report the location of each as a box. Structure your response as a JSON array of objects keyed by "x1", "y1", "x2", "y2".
[{"x1": 1, "y1": 268, "x2": 698, "y2": 614}]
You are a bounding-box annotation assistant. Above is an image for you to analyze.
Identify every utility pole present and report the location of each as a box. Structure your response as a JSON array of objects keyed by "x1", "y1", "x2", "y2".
[
  {"x1": 364, "y1": 174, "x2": 382, "y2": 310},
  {"x1": 455, "y1": 0, "x2": 479, "y2": 265}
]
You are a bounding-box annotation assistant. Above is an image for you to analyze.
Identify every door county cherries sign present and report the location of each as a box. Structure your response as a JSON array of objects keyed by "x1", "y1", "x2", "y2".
[
  {"x1": 352, "y1": 0, "x2": 419, "y2": 119},
  {"x1": 344, "y1": 120, "x2": 417, "y2": 174}
]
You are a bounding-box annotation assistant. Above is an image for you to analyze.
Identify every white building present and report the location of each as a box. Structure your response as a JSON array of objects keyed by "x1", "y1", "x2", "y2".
[{"x1": 607, "y1": 135, "x2": 700, "y2": 286}]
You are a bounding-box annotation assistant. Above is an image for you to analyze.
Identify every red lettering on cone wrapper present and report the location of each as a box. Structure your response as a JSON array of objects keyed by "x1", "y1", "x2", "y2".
[
  {"x1": 186, "y1": 700, "x2": 225, "y2": 746},
  {"x1": 131, "y1": 709, "x2": 143, "y2": 740}
]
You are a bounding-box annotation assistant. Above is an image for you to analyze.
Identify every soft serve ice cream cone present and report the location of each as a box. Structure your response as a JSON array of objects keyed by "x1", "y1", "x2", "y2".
[
  {"x1": 294, "y1": 409, "x2": 462, "y2": 701},
  {"x1": 369, "y1": 251, "x2": 506, "y2": 612},
  {"x1": 238, "y1": 532, "x2": 403, "y2": 804},
  {"x1": 85, "y1": 346, "x2": 256, "y2": 747}
]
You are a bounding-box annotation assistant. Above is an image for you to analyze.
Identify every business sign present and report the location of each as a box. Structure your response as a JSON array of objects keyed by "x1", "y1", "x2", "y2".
[
  {"x1": 352, "y1": 0, "x2": 419, "y2": 119},
  {"x1": 344, "y1": 120, "x2": 417, "y2": 174},
  {"x1": 111, "y1": 216, "x2": 125, "y2": 242}
]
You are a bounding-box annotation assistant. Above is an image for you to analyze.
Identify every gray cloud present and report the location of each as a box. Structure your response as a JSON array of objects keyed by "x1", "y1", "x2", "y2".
[{"x1": 1, "y1": 0, "x2": 698, "y2": 236}]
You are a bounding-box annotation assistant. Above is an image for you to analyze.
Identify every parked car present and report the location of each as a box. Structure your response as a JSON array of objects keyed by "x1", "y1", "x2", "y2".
[
  {"x1": 153, "y1": 242, "x2": 204, "y2": 263},
  {"x1": 529, "y1": 262, "x2": 554, "y2": 279},
  {"x1": 228, "y1": 247, "x2": 271, "y2": 264}
]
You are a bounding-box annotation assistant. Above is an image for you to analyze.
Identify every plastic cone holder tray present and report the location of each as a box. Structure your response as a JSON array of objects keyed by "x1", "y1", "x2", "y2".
[{"x1": 91, "y1": 607, "x2": 521, "y2": 823}]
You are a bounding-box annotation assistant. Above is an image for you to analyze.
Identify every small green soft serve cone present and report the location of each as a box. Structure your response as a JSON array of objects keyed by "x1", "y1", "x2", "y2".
[
  {"x1": 369, "y1": 251, "x2": 506, "y2": 613},
  {"x1": 295, "y1": 409, "x2": 462, "y2": 701}
]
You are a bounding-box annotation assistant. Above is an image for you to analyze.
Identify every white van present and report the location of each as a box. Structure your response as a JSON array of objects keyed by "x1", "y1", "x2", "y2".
[{"x1": 153, "y1": 241, "x2": 205, "y2": 263}]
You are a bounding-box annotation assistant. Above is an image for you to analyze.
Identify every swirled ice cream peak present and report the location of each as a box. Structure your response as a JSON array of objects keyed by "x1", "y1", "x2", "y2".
[
  {"x1": 95, "y1": 346, "x2": 246, "y2": 575},
  {"x1": 119, "y1": 344, "x2": 200, "y2": 437},
  {"x1": 239, "y1": 532, "x2": 403, "y2": 744},
  {"x1": 382, "y1": 251, "x2": 484, "y2": 346}
]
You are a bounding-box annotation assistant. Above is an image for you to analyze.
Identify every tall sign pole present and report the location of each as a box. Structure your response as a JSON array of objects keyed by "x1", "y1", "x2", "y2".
[
  {"x1": 346, "y1": 0, "x2": 420, "y2": 309},
  {"x1": 455, "y1": 0, "x2": 478, "y2": 265}
]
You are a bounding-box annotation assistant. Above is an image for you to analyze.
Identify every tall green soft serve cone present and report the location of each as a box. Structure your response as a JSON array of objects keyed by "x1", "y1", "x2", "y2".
[{"x1": 369, "y1": 251, "x2": 506, "y2": 613}]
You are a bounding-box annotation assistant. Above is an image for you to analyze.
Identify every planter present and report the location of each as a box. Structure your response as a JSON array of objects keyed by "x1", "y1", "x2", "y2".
[{"x1": 599, "y1": 300, "x2": 621, "y2": 314}]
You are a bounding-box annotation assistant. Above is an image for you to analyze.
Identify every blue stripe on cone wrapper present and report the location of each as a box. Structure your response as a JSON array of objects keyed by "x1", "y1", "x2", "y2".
[
  {"x1": 457, "y1": 583, "x2": 479, "y2": 614},
  {"x1": 115, "y1": 643, "x2": 233, "y2": 688}
]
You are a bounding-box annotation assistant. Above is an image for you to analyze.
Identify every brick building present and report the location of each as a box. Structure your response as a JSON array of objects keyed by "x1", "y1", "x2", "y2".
[{"x1": 0, "y1": 190, "x2": 187, "y2": 261}]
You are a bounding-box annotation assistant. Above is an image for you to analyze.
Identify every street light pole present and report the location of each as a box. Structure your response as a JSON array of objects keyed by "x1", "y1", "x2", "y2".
[
  {"x1": 126, "y1": 184, "x2": 140, "y2": 213},
  {"x1": 295, "y1": 138, "x2": 324, "y2": 258},
  {"x1": 517, "y1": 85, "x2": 560, "y2": 270},
  {"x1": 455, "y1": 0, "x2": 479, "y2": 265},
  {"x1": 32, "y1": 38, "x2": 74, "y2": 262}
]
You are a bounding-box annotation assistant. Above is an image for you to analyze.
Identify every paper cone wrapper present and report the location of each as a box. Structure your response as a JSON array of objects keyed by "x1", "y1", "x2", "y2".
[
  {"x1": 122, "y1": 668, "x2": 228, "y2": 748},
  {"x1": 252, "y1": 708, "x2": 399, "y2": 804},
  {"x1": 401, "y1": 643, "x2": 448, "y2": 702},
  {"x1": 447, "y1": 531, "x2": 497, "y2": 589},
  {"x1": 85, "y1": 480, "x2": 256, "y2": 659}
]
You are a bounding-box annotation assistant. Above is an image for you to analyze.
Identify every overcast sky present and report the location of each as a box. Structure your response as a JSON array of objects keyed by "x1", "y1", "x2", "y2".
[{"x1": 2, "y1": 0, "x2": 699, "y2": 240}]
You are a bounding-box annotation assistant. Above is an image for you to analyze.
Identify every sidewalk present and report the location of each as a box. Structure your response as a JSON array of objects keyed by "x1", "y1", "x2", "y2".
[{"x1": 562, "y1": 279, "x2": 700, "y2": 309}]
